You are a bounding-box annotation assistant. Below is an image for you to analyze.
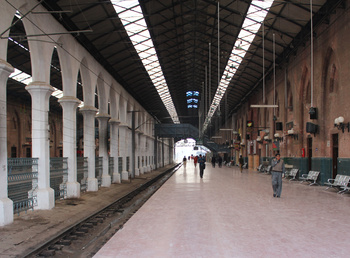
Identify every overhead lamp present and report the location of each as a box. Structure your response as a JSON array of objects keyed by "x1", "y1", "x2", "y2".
[
  {"x1": 250, "y1": 105, "x2": 278, "y2": 108},
  {"x1": 287, "y1": 128, "x2": 298, "y2": 140},
  {"x1": 257, "y1": 136, "x2": 263, "y2": 143},
  {"x1": 219, "y1": 128, "x2": 238, "y2": 134},
  {"x1": 274, "y1": 133, "x2": 283, "y2": 142},
  {"x1": 334, "y1": 116, "x2": 350, "y2": 133},
  {"x1": 264, "y1": 135, "x2": 271, "y2": 143}
]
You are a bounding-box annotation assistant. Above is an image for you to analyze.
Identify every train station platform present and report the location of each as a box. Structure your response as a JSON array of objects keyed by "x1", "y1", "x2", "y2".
[
  {"x1": 0, "y1": 165, "x2": 174, "y2": 257},
  {"x1": 95, "y1": 161, "x2": 350, "y2": 258}
]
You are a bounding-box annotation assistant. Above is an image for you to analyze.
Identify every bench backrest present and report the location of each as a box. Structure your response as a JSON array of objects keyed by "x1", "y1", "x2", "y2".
[
  {"x1": 290, "y1": 168, "x2": 299, "y2": 176},
  {"x1": 307, "y1": 171, "x2": 320, "y2": 180},
  {"x1": 338, "y1": 175, "x2": 350, "y2": 187}
]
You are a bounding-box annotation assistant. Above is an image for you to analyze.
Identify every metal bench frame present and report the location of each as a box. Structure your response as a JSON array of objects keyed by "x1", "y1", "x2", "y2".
[
  {"x1": 300, "y1": 171, "x2": 320, "y2": 186},
  {"x1": 285, "y1": 168, "x2": 299, "y2": 181}
]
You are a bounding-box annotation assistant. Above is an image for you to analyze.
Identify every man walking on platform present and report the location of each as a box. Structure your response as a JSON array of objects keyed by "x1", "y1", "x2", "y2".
[
  {"x1": 239, "y1": 155, "x2": 244, "y2": 173},
  {"x1": 271, "y1": 153, "x2": 285, "y2": 198},
  {"x1": 198, "y1": 154, "x2": 206, "y2": 178}
]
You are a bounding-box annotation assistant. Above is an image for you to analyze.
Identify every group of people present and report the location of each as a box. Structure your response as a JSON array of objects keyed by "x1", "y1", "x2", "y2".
[
  {"x1": 210, "y1": 155, "x2": 223, "y2": 168},
  {"x1": 183, "y1": 152, "x2": 285, "y2": 198},
  {"x1": 183, "y1": 154, "x2": 206, "y2": 178}
]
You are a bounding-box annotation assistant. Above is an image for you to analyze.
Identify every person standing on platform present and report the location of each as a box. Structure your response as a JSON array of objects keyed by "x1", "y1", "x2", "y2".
[
  {"x1": 211, "y1": 156, "x2": 216, "y2": 168},
  {"x1": 271, "y1": 153, "x2": 285, "y2": 198},
  {"x1": 183, "y1": 156, "x2": 187, "y2": 167},
  {"x1": 218, "y1": 155, "x2": 223, "y2": 168},
  {"x1": 198, "y1": 154, "x2": 206, "y2": 178},
  {"x1": 239, "y1": 155, "x2": 244, "y2": 172},
  {"x1": 194, "y1": 155, "x2": 198, "y2": 167}
]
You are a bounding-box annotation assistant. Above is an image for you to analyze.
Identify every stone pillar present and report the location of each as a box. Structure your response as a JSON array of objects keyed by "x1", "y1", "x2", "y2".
[
  {"x1": 80, "y1": 106, "x2": 98, "y2": 191},
  {"x1": 96, "y1": 113, "x2": 111, "y2": 187},
  {"x1": 109, "y1": 119, "x2": 121, "y2": 183},
  {"x1": 58, "y1": 96, "x2": 81, "y2": 198},
  {"x1": 26, "y1": 81, "x2": 55, "y2": 210},
  {"x1": 0, "y1": 60, "x2": 14, "y2": 226},
  {"x1": 119, "y1": 124, "x2": 129, "y2": 180}
]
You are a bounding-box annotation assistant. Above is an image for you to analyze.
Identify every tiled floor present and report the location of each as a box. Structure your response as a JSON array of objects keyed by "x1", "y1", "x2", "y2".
[{"x1": 95, "y1": 161, "x2": 350, "y2": 258}]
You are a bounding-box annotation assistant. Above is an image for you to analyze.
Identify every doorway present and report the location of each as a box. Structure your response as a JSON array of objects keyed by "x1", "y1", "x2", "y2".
[
  {"x1": 307, "y1": 137, "x2": 312, "y2": 172},
  {"x1": 332, "y1": 134, "x2": 338, "y2": 178}
]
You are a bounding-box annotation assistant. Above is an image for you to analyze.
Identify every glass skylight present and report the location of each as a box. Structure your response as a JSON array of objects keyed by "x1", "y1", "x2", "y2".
[
  {"x1": 112, "y1": 0, "x2": 180, "y2": 124},
  {"x1": 202, "y1": 0, "x2": 274, "y2": 132}
]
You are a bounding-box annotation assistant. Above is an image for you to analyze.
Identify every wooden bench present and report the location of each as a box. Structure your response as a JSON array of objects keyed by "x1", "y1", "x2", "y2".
[
  {"x1": 300, "y1": 171, "x2": 320, "y2": 186},
  {"x1": 285, "y1": 168, "x2": 299, "y2": 181}
]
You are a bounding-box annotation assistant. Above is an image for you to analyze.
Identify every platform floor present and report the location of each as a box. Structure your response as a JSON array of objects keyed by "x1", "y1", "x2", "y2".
[{"x1": 95, "y1": 161, "x2": 350, "y2": 258}]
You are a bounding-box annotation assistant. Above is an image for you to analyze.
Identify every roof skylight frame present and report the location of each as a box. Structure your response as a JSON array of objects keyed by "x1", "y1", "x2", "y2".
[
  {"x1": 112, "y1": 0, "x2": 180, "y2": 124},
  {"x1": 202, "y1": 0, "x2": 274, "y2": 133}
]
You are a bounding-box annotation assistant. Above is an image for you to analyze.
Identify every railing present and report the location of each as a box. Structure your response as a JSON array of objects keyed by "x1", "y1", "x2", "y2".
[
  {"x1": 50, "y1": 157, "x2": 68, "y2": 200},
  {"x1": 95, "y1": 157, "x2": 103, "y2": 187},
  {"x1": 7, "y1": 158, "x2": 38, "y2": 215},
  {"x1": 77, "y1": 157, "x2": 88, "y2": 192}
]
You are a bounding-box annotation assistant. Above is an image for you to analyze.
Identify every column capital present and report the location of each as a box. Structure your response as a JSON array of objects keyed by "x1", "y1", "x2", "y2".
[
  {"x1": 96, "y1": 113, "x2": 111, "y2": 120},
  {"x1": 0, "y1": 59, "x2": 14, "y2": 76},
  {"x1": 25, "y1": 81, "x2": 55, "y2": 95},
  {"x1": 80, "y1": 105, "x2": 98, "y2": 113},
  {"x1": 109, "y1": 119, "x2": 121, "y2": 125},
  {"x1": 119, "y1": 123, "x2": 129, "y2": 128},
  {"x1": 58, "y1": 96, "x2": 81, "y2": 105}
]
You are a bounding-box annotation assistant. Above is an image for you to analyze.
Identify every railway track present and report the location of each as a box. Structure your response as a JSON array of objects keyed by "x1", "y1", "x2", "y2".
[{"x1": 24, "y1": 164, "x2": 181, "y2": 257}]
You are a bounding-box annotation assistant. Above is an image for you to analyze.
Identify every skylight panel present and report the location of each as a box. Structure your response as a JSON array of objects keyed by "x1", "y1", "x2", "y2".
[
  {"x1": 112, "y1": 0, "x2": 179, "y2": 124},
  {"x1": 203, "y1": 0, "x2": 274, "y2": 132}
]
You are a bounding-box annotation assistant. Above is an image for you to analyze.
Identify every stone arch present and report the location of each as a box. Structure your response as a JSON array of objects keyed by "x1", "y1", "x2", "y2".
[
  {"x1": 56, "y1": 35, "x2": 80, "y2": 97},
  {"x1": 80, "y1": 57, "x2": 94, "y2": 106},
  {"x1": 96, "y1": 74, "x2": 108, "y2": 114}
]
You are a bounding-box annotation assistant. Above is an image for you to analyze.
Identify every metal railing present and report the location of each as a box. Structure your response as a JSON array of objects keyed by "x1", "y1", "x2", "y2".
[
  {"x1": 77, "y1": 157, "x2": 88, "y2": 192},
  {"x1": 50, "y1": 157, "x2": 68, "y2": 200},
  {"x1": 7, "y1": 158, "x2": 38, "y2": 214}
]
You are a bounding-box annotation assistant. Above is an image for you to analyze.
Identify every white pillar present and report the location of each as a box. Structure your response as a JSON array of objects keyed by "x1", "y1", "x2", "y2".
[
  {"x1": 119, "y1": 124, "x2": 129, "y2": 180},
  {"x1": 109, "y1": 119, "x2": 121, "y2": 183},
  {"x1": 58, "y1": 96, "x2": 80, "y2": 198},
  {"x1": 96, "y1": 113, "x2": 111, "y2": 187},
  {"x1": 26, "y1": 81, "x2": 55, "y2": 210},
  {"x1": 80, "y1": 106, "x2": 98, "y2": 191},
  {"x1": 0, "y1": 60, "x2": 14, "y2": 226}
]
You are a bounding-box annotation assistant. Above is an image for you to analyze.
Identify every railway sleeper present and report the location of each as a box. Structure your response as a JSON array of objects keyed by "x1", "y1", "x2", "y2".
[
  {"x1": 38, "y1": 249, "x2": 56, "y2": 257},
  {"x1": 57, "y1": 239, "x2": 71, "y2": 246},
  {"x1": 48, "y1": 245, "x2": 63, "y2": 251}
]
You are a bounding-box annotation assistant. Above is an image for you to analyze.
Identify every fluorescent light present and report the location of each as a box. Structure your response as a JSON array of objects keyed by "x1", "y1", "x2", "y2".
[
  {"x1": 112, "y1": 0, "x2": 179, "y2": 124},
  {"x1": 250, "y1": 105, "x2": 278, "y2": 108},
  {"x1": 203, "y1": 0, "x2": 274, "y2": 132}
]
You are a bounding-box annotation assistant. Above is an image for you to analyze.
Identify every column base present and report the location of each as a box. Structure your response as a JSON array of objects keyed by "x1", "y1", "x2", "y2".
[
  {"x1": 135, "y1": 168, "x2": 140, "y2": 176},
  {"x1": 121, "y1": 171, "x2": 129, "y2": 181},
  {"x1": 112, "y1": 173, "x2": 121, "y2": 184},
  {"x1": 87, "y1": 177, "x2": 98, "y2": 192},
  {"x1": 66, "y1": 182, "x2": 81, "y2": 198},
  {"x1": 0, "y1": 198, "x2": 14, "y2": 226},
  {"x1": 147, "y1": 165, "x2": 152, "y2": 172},
  {"x1": 101, "y1": 175, "x2": 111, "y2": 187},
  {"x1": 35, "y1": 188, "x2": 55, "y2": 210}
]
